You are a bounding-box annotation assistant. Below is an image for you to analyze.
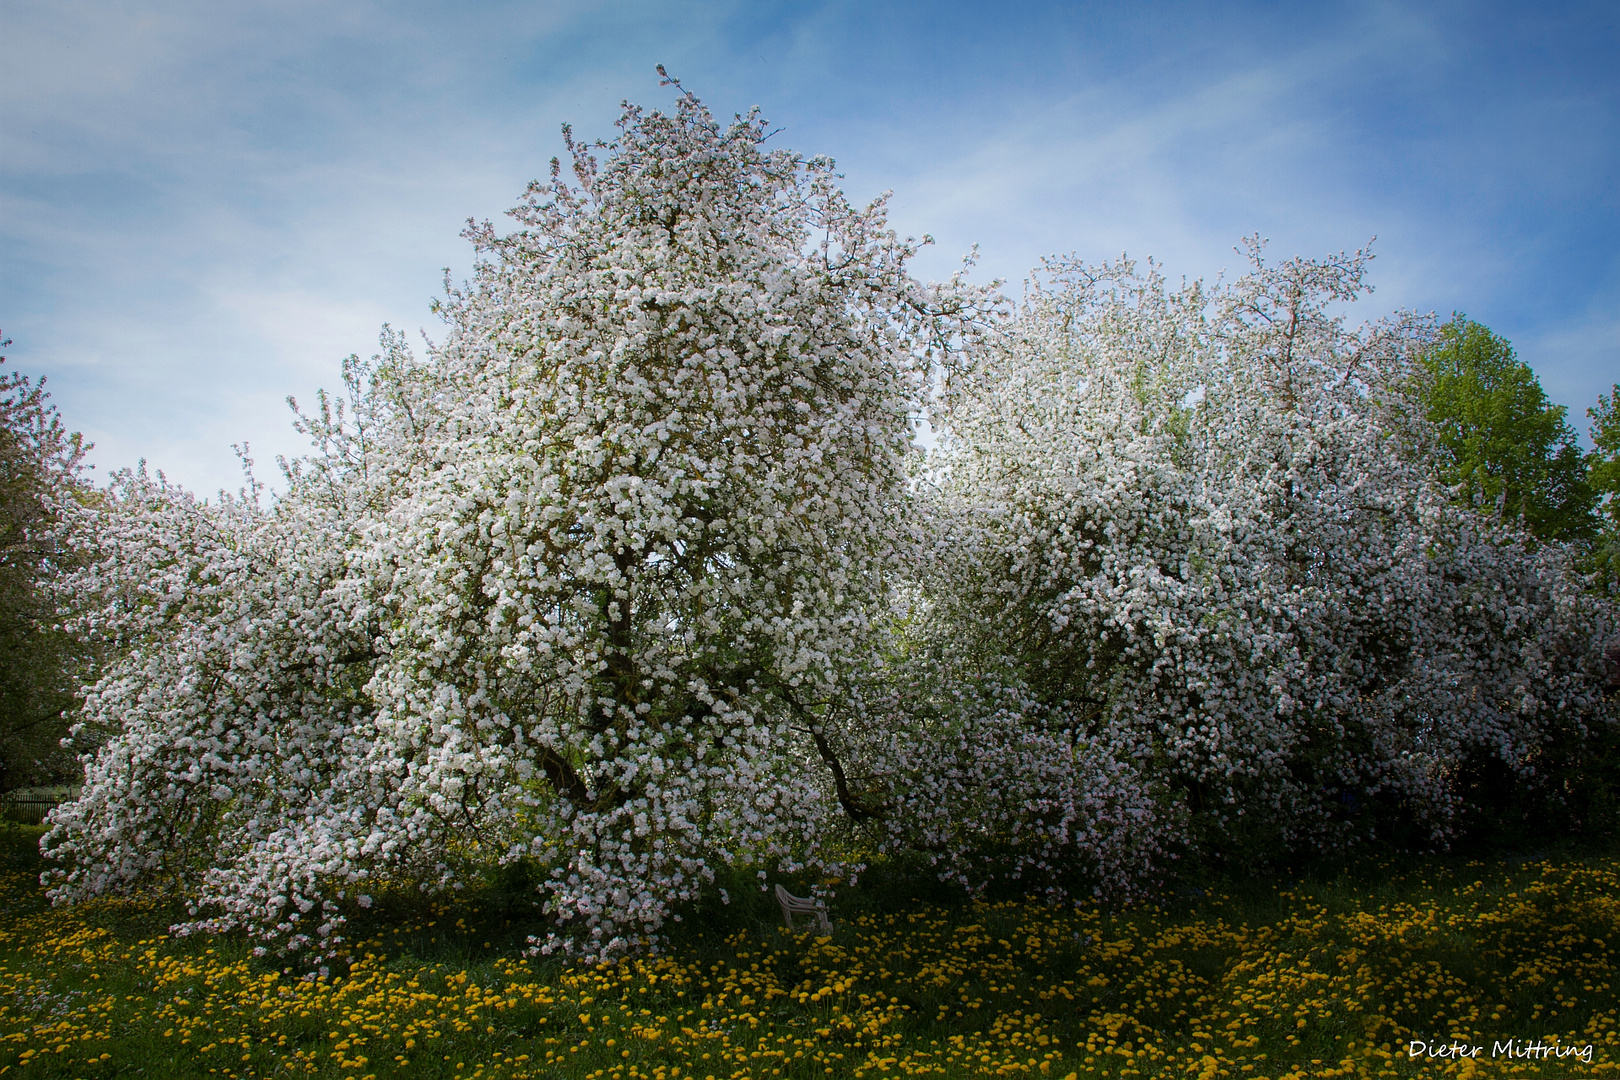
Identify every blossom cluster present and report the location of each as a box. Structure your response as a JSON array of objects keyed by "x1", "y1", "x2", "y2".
[
  {"x1": 923, "y1": 246, "x2": 1614, "y2": 856},
  {"x1": 38, "y1": 82, "x2": 1616, "y2": 955}
]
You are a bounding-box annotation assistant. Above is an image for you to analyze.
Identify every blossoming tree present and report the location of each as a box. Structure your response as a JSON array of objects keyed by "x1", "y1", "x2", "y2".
[
  {"x1": 41, "y1": 84, "x2": 1617, "y2": 956},
  {"x1": 0, "y1": 338, "x2": 92, "y2": 793},
  {"x1": 354, "y1": 76, "x2": 1003, "y2": 951},
  {"x1": 923, "y1": 243, "x2": 1615, "y2": 856},
  {"x1": 47, "y1": 76, "x2": 995, "y2": 953}
]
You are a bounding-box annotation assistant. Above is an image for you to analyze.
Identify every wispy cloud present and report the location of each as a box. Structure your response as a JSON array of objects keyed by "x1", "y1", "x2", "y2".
[{"x1": 3, "y1": 0, "x2": 1616, "y2": 491}]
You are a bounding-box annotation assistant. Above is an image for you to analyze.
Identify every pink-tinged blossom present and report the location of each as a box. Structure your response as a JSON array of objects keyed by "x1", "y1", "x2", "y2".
[
  {"x1": 40, "y1": 89, "x2": 1615, "y2": 959},
  {"x1": 924, "y1": 243, "x2": 1615, "y2": 856}
]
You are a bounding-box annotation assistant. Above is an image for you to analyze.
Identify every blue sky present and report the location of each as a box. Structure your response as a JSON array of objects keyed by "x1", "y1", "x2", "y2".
[{"x1": 3, "y1": 0, "x2": 1616, "y2": 496}]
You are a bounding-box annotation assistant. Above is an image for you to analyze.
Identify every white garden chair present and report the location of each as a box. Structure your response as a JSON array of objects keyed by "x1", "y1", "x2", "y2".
[{"x1": 774, "y1": 883, "x2": 832, "y2": 935}]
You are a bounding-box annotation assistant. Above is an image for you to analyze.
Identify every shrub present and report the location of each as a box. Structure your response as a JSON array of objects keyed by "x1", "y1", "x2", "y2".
[{"x1": 920, "y1": 244, "x2": 1616, "y2": 863}]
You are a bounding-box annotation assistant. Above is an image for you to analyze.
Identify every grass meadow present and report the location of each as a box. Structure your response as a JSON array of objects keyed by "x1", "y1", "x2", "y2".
[{"x1": 2, "y1": 824, "x2": 1617, "y2": 1079}]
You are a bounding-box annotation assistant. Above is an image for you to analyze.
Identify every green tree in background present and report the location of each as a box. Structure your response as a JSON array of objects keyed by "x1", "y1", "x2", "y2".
[
  {"x1": 1420, "y1": 314, "x2": 1597, "y2": 542},
  {"x1": 1587, "y1": 384, "x2": 1620, "y2": 588},
  {"x1": 0, "y1": 335, "x2": 89, "y2": 793}
]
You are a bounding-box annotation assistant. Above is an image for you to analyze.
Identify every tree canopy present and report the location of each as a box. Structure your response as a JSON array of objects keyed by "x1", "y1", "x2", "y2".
[
  {"x1": 1586, "y1": 384, "x2": 1620, "y2": 587},
  {"x1": 0, "y1": 336, "x2": 89, "y2": 793},
  {"x1": 31, "y1": 86, "x2": 1620, "y2": 960},
  {"x1": 1419, "y1": 314, "x2": 1596, "y2": 542}
]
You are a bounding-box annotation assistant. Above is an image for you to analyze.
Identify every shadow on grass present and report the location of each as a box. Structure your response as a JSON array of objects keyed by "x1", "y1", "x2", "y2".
[{"x1": 5, "y1": 822, "x2": 1620, "y2": 1078}]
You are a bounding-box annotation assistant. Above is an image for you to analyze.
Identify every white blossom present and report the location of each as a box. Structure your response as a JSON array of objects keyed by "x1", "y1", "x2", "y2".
[
  {"x1": 40, "y1": 90, "x2": 1615, "y2": 958},
  {"x1": 923, "y1": 242, "x2": 1615, "y2": 855}
]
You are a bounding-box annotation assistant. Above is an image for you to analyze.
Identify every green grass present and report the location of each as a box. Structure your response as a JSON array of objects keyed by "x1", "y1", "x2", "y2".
[{"x1": 2, "y1": 824, "x2": 1618, "y2": 1078}]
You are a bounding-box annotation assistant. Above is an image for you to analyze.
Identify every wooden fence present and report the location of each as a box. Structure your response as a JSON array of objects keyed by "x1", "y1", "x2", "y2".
[{"x1": 0, "y1": 796, "x2": 67, "y2": 826}]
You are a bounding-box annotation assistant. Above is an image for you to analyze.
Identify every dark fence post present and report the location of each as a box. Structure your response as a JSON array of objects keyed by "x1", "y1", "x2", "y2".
[{"x1": 0, "y1": 796, "x2": 66, "y2": 826}]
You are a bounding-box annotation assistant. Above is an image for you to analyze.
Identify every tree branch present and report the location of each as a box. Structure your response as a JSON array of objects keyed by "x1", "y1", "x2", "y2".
[{"x1": 781, "y1": 688, "x2": 883, "y2": 823}]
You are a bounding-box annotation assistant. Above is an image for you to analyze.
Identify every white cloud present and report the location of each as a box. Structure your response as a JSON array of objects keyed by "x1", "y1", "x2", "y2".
[{"x1": 3, "y1": 0, "x2": 1616, "y2": 492}]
